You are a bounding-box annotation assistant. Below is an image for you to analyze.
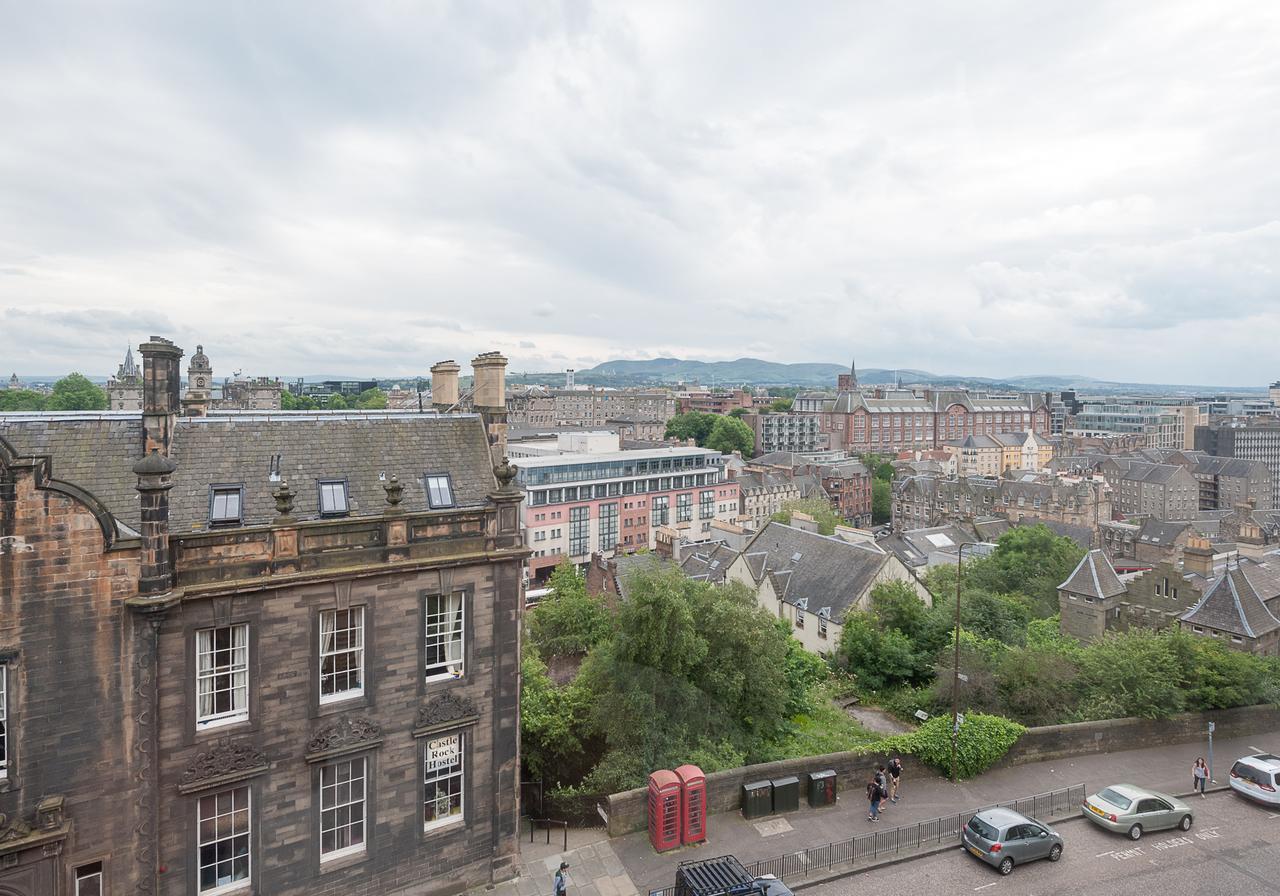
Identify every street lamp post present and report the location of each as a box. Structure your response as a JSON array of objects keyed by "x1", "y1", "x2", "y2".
[{"x1": 951, "y1": 542, "x2": 978, "y2": 783}]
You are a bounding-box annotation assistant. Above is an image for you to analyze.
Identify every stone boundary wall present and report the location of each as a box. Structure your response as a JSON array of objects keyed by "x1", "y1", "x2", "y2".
[{"x1": 601, "y1": 704, "x2": 1280, "y2": 837}]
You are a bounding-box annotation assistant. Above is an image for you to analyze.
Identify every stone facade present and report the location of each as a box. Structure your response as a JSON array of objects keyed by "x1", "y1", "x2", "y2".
[
  {"x1": 107, "y1": 346, "x2": 143, "y2": 411},
  {"x1": 893, "y1": 474, "x2": 1110, "y2": 534},
  {"x1": 1, "y1": 340, "x2": 527, "y2": 896},
  {"x1": 1100, "y1": 459, "x2": 1199, "y2": 520}
]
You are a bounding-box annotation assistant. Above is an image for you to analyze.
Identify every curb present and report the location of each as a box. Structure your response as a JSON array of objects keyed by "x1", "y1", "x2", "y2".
[{"x1": 788, "y1": 786, "x2": 1233, "y2": 891}]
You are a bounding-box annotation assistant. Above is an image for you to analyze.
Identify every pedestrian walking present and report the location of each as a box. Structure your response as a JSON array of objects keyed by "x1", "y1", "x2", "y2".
[
  {"x1": 874, "y1": 765, "x2": 889, "y2": 813},
  {"x1": 888, "y1": 756, "x2": 903, "y2": 803},
  {"x1": 866, "y1": 776, "x2": 881, "y2": 821},
  {"x1": 554, "y1": 862, "x2": 570, "y2": 896},
  {"x1": 1193, "y1": 757, "x2": 1209, "y2": 798}
]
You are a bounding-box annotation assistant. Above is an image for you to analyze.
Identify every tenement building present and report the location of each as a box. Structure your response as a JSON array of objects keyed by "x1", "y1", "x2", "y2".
[{"x1": 0, "y1": 339, "x2": 525, "y2": 896}]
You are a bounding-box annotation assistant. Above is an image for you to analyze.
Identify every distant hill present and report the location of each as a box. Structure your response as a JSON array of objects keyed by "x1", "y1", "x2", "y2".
[{"x1": 576, "y1": 357, "x2": 1265, "y2": 395}]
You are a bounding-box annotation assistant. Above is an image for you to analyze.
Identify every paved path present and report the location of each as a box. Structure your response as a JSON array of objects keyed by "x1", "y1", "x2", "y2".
[
  {"x1": 610, "y1": 727, "x2": 1280, "y2": 893},
  {"x1": 478, "y1": 826, "x2": 635, "y2": 896}
]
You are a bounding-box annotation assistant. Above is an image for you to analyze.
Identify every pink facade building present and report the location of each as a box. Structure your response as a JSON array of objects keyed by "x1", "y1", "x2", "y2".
[{"x1": 514, "y1": 447, "x2": 741, "y2": 582}]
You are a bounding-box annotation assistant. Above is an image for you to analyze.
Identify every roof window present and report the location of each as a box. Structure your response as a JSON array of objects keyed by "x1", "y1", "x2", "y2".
[
  {"x1": 209, "y1": 485, "x2": 244, "y2": 527},
  {"x1": 319, "y1": 480, "x2": 349, "y2": 516},
  {"x1": 426, "y1": 474, "x2": 456, "y2": 509}
]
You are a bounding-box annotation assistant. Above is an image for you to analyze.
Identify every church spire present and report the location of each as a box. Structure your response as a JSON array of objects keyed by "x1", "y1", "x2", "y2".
[{"x1": 850, "y1": 356, "x2": 858, "y2": 388}]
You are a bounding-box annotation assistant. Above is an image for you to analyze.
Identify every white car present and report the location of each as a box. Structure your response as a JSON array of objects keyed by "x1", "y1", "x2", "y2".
[{"x1": 1229, "y1": 753, "x2": 1280, "y2": 806}]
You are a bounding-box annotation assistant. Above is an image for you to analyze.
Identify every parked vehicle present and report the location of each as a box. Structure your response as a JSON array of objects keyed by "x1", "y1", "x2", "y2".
[
  {"x1": 1081, "y1": 785, "x2": 1192, "y2": 839},
  {"x1": 1229, "y1": 753, "x2": 1280, "y2": 807},
  {"x1": 674, "y1": 855, "x2": 794, "y2": 896},
  {"x1": 960, "y1": 807, "x2": 1063, "y2": 876}
]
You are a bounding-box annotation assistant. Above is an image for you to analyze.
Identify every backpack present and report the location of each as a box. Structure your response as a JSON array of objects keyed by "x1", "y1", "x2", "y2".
[{"x1": 866, "y1": 781, "x2": 878, "y2": 801}]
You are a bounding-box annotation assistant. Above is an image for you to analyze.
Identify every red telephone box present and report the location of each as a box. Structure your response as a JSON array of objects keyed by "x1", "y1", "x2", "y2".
[
  {"x1": 648, "y1": 770, "x2": 682, "y2": 852},
  {"x1": 674, "y1": 764, "x2": 707, "y2": 845}
]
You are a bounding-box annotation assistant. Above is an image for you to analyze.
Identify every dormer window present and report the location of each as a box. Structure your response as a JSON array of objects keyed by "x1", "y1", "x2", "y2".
[
  {"x1": 209, "y1": 485, "x2": 244, "y2": 527},
  {"x1": 425, "y1": 474, "x2": 455, "y2": 509},
  {"x1": 319, "y1": 480, "x2": 349, "y2": 517}
]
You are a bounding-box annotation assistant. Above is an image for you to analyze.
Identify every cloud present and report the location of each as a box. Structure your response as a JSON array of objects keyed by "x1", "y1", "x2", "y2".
[{"x1": 1, "y1": 1, "x2": 1279, "y2": 385}]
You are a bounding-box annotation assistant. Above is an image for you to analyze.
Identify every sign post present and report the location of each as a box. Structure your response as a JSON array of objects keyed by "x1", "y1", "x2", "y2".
[{"x1": 1208, "y1": 721, "x2": 1216, "y2": 783}]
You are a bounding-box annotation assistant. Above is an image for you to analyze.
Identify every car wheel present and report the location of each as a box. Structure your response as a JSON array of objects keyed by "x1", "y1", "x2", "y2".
[
  {"x1": 998, "y1": 857, "x2": 1014, "y2": 876},
  {"x1": 1179, "y1": 815, "x2": 1192, "y2": 832},
  {"x1": 1048, "y1": 844, "x2": 1063, "y2": 862},
  {"x1": 1128, "y1": 824, "x2": 1143, "y2": 841}
]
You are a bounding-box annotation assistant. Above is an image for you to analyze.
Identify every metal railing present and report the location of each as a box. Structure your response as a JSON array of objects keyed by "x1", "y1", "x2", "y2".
[
  {"x1": 529, "y1": 817, "x2": 569, "y2": 852},
  {"x1": 647, "y1": 783, "x2": 1085, "y2": 896}
]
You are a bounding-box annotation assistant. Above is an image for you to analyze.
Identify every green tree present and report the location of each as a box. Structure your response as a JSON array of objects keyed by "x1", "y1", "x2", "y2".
[
  {"x1": 355, "y1": 387, "x2": 388, "y2": 409},
  {"x1": 281, "y1": 391, "x2": 320, "y2": 410},
  {"x1": 872, "y1": 480, "x2": 891, "y2": 524},
  {"x1": 860, "y1": 453, "x2": 896, "y2": 481},
  {"x1": 834, "y1": 612, "x2": 926, "y2": 691},
  {"x1": 1076, "y1": 630, "x2": 1185, "y2": 720},
  {"x1": 0, "y1": 389, "x2": 48, "y2": 411},
  {"x1": 46, "y1": 373, "x2": 107, "y2": 411},
  {"x1": 994, "y1": 645, "x2": 1081, "y2": 726},
  {"x1": 705, "y1": 415, "x2": 754, "y2": 455},
  {"x1": 771, "y1": 498, "x2": 843, "y2": 535},
  {"x1": 520, "y1": 647, "x2": 599, "y2": 785},
  {"x1": 870, "y1": 580, "x2": 930, "y2": 642},
  {"x1": 664, "y1": 411, "x2": 719, "y2": 444},
  {"x1": 325, "y1": 393, "x2": 349, "y2": 410},
  {"x1": 727, "y1": 407, "x2": 748, "y2": 419},
  {"x1": 768, "y1": 398, "x2": 793, "y2": 412},
  {"x1": 527, "y1": 562, "x2": 615, "y2": 659},
  {"x1": 968, "y1": 525, "x2": 1085, "y2": 617}
]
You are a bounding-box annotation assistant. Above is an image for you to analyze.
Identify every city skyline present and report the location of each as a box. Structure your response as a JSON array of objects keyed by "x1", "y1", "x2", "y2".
[{"x1": 3, "y1": 3, "x2": 1280, "y2": 383}]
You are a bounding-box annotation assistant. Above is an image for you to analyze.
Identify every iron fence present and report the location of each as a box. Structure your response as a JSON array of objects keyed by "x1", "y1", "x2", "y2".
[{"x1": 647, "y1": 783, "x2": 1085, "y2": 896}]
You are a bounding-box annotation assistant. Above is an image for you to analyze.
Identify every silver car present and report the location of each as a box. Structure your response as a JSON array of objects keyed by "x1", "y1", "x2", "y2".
[
  {"x1": 1082, "y1": 785, "x2": 1193, "y2": 840},
  {"x1": 961, "y1": 807, "x2": 1064, "y2": 876}
]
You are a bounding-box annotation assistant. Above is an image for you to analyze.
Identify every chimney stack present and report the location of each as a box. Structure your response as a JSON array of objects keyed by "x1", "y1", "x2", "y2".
[
  {"x1": 471, "y1": 352, "x2": 509, "y2": 465},
  {"x1": 140, "y1": 337, "x2": 184, "y2": 456},
  {"x1": 134, "y1": 449, "x2": 177, "y2": 595},
  {"x1": 430, "y1": 360, "x2": 461, "y2": 411},
  {"x1": 1183, "y1": 535, "x2": 1214, "y2": 577}
]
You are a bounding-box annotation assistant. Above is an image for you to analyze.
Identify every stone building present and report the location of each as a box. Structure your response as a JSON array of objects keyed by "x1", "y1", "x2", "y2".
[
  {"x1": 1057, "y1": 550, "x2": 1132, "y2": 643},
  {"x1": 1, "y1": 339, "x2": 525, "y2": 896},
  {"x1": 733, "y1": 469, "x2": 801, "y2": 530},
  {"x1": 1197, "y1": 418, "x2": 1280, "y2": 509},
  {"x1": 892, "y1": 474, "x2": 1110, "y2": 534},
  {"x1": 747, "y1": 453, "x2": 873, "y2": 527},
  {"x1": 1099, "y1": 459, "x2": 1199, "y2": 520},
  {"x1": 107, "y1": 345, "x2": 143, "y2": 411},
  {"x1": 551, "y1": 389, "x2": 675, "y2": 427}
]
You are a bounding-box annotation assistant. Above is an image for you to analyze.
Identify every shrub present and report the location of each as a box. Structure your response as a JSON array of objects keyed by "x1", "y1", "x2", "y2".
[{"x1": 902, "y1": 712, "x2": 1025, "y2": 780}]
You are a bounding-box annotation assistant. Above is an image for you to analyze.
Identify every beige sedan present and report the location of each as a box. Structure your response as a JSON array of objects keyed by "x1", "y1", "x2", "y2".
[{"x1": 1082, "y1": 785, "x2": 1193, "y2": 840}]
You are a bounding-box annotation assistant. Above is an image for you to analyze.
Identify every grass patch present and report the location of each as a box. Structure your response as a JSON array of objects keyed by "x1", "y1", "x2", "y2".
[{"x1": 764, "y1": 678, "x2": 883, "y2": 759}]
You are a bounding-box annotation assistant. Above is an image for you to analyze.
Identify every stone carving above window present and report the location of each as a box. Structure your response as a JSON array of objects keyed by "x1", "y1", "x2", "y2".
[
  {"x1": 178, "y1": 742, "x2": 269, "y2": 793},
  {"x1": 414, "y1": 693, "x2": 479, "y2": 736},
  {"x1": 305, "y1": 716, "x2": 383, "y2": 762}
]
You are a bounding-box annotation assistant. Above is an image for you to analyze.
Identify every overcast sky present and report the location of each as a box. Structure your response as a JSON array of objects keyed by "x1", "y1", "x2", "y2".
[{"x1": 2, "y1": 2, "x2": 1278, "y2": 385}]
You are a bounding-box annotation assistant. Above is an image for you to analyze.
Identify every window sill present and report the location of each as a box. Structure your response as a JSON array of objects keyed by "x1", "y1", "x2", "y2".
[
  {"x1": 201, "y1": 879, "x2": 251, "y2": 896},
  {"x1": 196, "y1": 714, "x2": 250, "y2": 734},
  {"x1": 423, "y1": 816, "x2": 464, "y2": 837},
  {"x1": 320, "y1": 846, "x2": 368, "y2": 872}
]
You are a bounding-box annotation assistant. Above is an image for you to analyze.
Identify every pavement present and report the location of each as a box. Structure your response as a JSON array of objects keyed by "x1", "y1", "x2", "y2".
[{"x1": 471, "y1": 727, "x2": 1280, "y2": 896}]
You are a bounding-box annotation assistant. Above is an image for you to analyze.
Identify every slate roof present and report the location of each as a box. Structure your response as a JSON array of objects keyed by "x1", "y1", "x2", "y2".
[
  {"x1": 1058, "y1": 549, "x2": 1127, "y2": 599},
  {"x1": 1, "y1": 411, "x2": 497, "y2": 530},
  {"x1": 879, "y1": 523, "x2": 977, "y2": 568},
  {"x1": 680, "y1": 542, "x2": 737, "y2": 585},
  {"x1": 611, "y1": 553, "x2": 678, "y2": 599},
  {"x1": 1195, "y1": 456, "x2": 1268, "y2": 479},
  {"x1": 735, "y1": 471, "x2": 796, "y2": 493},
  {"x1": 738, "y1": 521, "x2": 892, "y2": 619},
  {"x1": 1138, "y1": 518, "x2": 1191, "y2": 547},
  {"x1": 1181, "y1": 561, "x2": 1280, "y2": 638},
  {"x1": 0, "y1": 413, "x2": 146, "y2": 528}
]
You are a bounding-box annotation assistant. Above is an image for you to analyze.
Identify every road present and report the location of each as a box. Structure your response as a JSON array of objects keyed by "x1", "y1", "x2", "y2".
[{"x1": 804, "y1": 791, "x2": 1280, "y2": 896}]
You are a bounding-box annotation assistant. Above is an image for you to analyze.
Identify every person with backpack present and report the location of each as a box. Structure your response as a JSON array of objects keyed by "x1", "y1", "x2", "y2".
[
  {"x1": 888, "y1": 756, "x2": 903, "y2": 803},
  {"x1": 554, "y1": 862, "x2": 569, "y2": 896},
  {"x1": 866, "y1": 776, "x2": 882, "y2": 822},
  {"x1": 874, "y1": 765, "x2": 890, "y2": 813}
]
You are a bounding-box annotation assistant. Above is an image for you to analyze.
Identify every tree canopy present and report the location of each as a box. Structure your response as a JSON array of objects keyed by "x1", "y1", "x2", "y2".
[
  {"x1": 0, "y1": 389, "x2": 49, "y2": 411},
  {"x1": 705, "y1": 415, "x2": 754, "y2": 455},
  {"x1": 665, "y1": 411, "x2": 719, "y2": 444},
  {"x1": 46, "y1": 373, "x2": 108, "y2": 411},
  {"x1": 355, "y1": 387, "x2": 388, "y2": 409}
]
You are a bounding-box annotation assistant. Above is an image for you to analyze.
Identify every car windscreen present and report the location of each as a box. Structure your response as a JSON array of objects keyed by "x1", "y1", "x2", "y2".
[
  {"x1": 967, "y1": 816, "x2": 999, "y2": 840},
  {"x1": 1097, "y1": 788, "x2": 1133, "y2": 810}
]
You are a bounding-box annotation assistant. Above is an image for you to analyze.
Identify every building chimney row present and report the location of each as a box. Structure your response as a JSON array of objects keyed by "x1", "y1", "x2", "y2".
[{"x1": 430, "y1": 360, "x2": 461, "y2": 411}]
